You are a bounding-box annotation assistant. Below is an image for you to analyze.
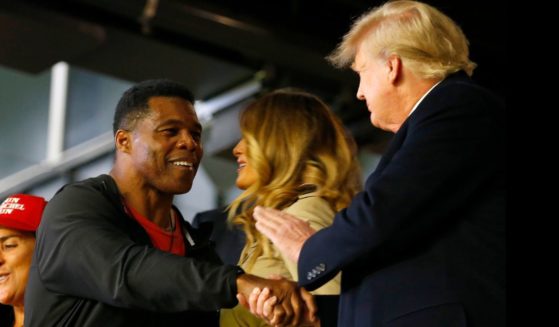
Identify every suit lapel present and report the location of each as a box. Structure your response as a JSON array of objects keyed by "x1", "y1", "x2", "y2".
[{"x1": 373, "y1": 121, "x2": 409, "y2": 175}]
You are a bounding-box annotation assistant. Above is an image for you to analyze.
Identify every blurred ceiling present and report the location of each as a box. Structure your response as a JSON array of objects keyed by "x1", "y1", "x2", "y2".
[{"x1": 0, "y1": 0, "x2": 506, "y2": 155}]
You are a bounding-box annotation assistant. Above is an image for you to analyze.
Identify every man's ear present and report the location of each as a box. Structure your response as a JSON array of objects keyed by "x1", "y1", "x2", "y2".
[
  {"x1": 114, "y1": 130, "x2": 132, "y2": 153},
  {"x1": 386, "y1": 54, "x2": 402, "y2": 84}
]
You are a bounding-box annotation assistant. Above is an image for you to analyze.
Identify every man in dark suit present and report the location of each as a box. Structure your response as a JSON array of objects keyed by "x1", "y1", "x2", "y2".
[{"x1": 249, "y1": 1, "x2": 505, "y2": 326}]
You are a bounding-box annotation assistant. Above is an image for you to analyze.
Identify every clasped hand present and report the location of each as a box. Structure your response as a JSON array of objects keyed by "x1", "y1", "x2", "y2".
[{"x1": 237, "y1": 275, "x2": 317, "y2": 326}]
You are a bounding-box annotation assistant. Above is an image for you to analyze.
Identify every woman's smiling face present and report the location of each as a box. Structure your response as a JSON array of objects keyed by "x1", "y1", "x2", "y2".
[{"x1": 0, "y1": 227, "x2": 36, "y2": 307}]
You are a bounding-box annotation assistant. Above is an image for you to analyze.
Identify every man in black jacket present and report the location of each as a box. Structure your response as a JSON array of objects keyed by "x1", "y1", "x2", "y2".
[{"x1": 24, "y1": 79, "x2": 315, "y2": 326}]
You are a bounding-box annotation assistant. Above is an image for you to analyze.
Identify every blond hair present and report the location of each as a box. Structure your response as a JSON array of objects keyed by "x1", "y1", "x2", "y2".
[
  {"x1": 327, "y1": 0, "x2": 476, "y2": 79},
  {"x1": 229, "y1": 89, "x2": 362, "y2": 269}
]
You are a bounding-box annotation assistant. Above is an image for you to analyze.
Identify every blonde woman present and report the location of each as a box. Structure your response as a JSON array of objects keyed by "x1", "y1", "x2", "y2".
[{"x1": 220, "y1": 89, "x2": 361, "y2": 326}]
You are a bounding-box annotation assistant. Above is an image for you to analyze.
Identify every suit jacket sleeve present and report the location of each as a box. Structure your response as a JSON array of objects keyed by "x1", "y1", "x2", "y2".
[
  {"x1": 34, "y1": 180, "x2": 240, "y2": 312},
  {"x1": 297, "y1": 81, "x2": 505, "y2": 290}
]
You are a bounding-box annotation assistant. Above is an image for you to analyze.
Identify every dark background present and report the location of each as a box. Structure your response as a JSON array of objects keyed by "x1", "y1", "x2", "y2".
[{"x1": 0, "y1": 0, "x2": 506, "y2": 152}]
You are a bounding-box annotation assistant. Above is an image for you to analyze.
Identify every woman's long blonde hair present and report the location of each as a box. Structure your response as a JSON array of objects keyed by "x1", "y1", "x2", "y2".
[{"x1": 229, "y1": 88, "x2": 362, "y2": 269}]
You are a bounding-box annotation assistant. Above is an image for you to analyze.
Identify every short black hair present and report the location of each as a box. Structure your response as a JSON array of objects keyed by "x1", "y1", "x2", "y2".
[{"x1": 113, "y1": 79, "x2": 195, "y2": 135}]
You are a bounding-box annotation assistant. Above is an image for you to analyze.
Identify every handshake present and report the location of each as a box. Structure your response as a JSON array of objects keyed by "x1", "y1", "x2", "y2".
[{"x1": 236, "y1": 274, "x2": 318, "y2": 327}]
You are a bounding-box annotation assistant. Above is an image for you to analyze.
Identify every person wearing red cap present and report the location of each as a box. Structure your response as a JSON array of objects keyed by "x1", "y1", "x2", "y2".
[{"x1": 0, "y1": 194, "x2": 47, "y2": 327}]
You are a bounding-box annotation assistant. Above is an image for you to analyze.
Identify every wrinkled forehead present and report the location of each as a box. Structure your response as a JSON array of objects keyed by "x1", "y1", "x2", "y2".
[
  {"x1": 141, "y1": 96, "x2": 201, "y2": 130},
  {"x1": 351, "y1": 43, "x2": 370, "y2": 71},
  {"x1": 145, "y1": 95, "x2": 195, "y2": 116}
]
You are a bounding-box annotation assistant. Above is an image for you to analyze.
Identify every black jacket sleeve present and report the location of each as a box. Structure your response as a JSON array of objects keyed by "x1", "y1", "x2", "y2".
[{"x1": 34, "y1": 178, "x2": 239, "y2": 312}]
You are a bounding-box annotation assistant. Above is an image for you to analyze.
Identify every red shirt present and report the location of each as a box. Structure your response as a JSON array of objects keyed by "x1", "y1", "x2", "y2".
[{"x1": 125, "y1": 205, "x2": 186, "y2": 256}]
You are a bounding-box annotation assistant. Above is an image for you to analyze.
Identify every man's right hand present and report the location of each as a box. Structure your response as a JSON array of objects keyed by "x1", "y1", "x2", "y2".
[
  {"x1": 236, "y1": 274, "x2": 317, "y2": 326},
  {"x1": 253, "y1": 206, "x2": 315, "y2": 262}
]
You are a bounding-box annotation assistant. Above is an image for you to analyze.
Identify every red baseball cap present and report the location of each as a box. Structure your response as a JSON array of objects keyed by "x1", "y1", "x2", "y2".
[{"x1": 0, "y1": 194, "x2": 47, "y2": 232}]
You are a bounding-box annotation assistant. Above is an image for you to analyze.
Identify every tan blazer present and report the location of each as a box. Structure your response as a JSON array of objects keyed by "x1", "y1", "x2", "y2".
[{"x1": 220, "y1": 194, "x2": 341, "y2": 326}]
